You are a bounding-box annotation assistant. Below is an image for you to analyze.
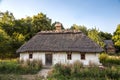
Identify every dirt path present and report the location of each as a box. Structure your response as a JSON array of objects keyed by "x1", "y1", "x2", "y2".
[
  {"x1": 22, "y1": 67, "x2": 52, "y2": 80},
  {"x1": 37, "y1": 68, "x2": 52, "y2": 78}
]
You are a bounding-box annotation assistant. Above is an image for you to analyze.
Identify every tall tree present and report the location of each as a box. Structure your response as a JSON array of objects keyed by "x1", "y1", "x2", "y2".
[
  {"x1": 88, "y1": 28, "x2": 105, "y2": 48},
  {"x1": 99, "y1": 31, "x2": 112, "y2": 40},
  {"x1": 0, "y1": 11, "x2": 15, "y2": 36},
  {"x1": 32, "y1": 13, "x2": 51, "y2": 33},
  {"x1": 112, "y1": 24, "x2": 120, "y2": 52},
  {"x1": 70, "y1": 24, "x2": 88, "y2": 35},
  {"x1": 0, "y1": 28, "x2": 11, "y2": 58},
  {"x1": 14, "y1": 17, "x2": 33, "y2": 40},
  {"x1": 0, "y1": 11, "x2": 54, "y2": 58},
  {"x1": 10, "y1": 32, "x2": 25, "y2": 57}
]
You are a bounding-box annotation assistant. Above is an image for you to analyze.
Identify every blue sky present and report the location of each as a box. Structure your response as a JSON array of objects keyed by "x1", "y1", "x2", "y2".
[{"x1": 0, "y1": 0, "x2": 120, "y2": 34}]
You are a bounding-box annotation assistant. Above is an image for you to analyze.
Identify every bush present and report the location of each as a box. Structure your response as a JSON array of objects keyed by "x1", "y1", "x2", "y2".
[
  {"x1": 0, "y1": 59, "x2": 42, "y2": 74},
  {"x1": 48, "y1": 61, "x2": 120, "y2": 80},
  {"x1": 99, "y1": 53, "x2": 120, "y2": 66},
  {"x1": 71, "y1": 60, "x2": 83, "y2": 74}
]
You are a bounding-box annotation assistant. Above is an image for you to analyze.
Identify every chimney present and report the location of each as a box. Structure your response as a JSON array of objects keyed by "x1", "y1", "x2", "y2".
[{"x1": 55, "y1": 22, "x2": 62, "y2": 31}]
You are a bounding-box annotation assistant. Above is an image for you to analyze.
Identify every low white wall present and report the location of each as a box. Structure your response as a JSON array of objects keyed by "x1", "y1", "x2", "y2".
[
  {"x1": 20, "y1": 53, "x2": 29, "y2": 61},
  {"x1": 82, "y1": 53, "x2": 100, "y2": 65},
  {"x1": 32, "y1": 52, "x2": 45, "y2": 65},
  {"x1": 20, "y1": 52, "x2": 100, "y2": 66},
  {"x1": 53, "y1": 52, "x2": 100, "y2": 65},
  {"x1": 53, "y1": 53, "x2": 66, "y2": 65},
  {"x1": 20, "y1": 52, "x2": 45, "y2": 65}
]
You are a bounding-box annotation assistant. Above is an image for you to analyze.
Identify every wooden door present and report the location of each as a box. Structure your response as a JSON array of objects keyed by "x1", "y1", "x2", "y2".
[{"x1": 45, "y1": 54, "x2": 52, "y2": 65}]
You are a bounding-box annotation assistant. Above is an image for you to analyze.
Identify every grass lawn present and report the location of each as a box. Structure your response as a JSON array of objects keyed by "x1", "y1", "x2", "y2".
[
  {"x1": 0, "y1": 59, "x2": 43, "y2": 80},
  {"x1": 0, "y1": 74, "x2": 45, "y2": 80},
  {"x1": 0, "y1": 59, "x2": 42, "y2": 74}
]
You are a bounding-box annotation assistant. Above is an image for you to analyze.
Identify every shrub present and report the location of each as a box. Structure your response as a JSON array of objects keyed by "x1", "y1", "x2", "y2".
[
  {"x1": 99, "y1": 53, "x2": 120, "y2": 66},
  {"x1": 0, "y1": 59, "x2": 42, "y2": 74},
  {"x1": 71, "y1": 60, "x2": 83, "y2": 74},
  {"x1": 48, "y1": 61, "x2": 120, "y2": 80},
  {"x1": 54, "y1": 63, "x2": 71, "y2": 76},
  {"x1": 99, "y1": 53, "x2": 108, "y2": 64}
]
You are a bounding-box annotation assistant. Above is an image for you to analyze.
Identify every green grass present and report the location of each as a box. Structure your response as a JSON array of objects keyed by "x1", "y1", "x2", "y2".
[
  {"x1": 0, "y1": 74, "x2": 45, "y2": 80},
  {"x1": 0, "y1": 59, "x2": 42, "y2": 74},
  {"x1": 99, "y1": 53, "x2": 120, "y2": 66},
  {"x1": 47, "y1": 61, "x2": 120, "y2": 80},
  {"x1": 0, "y1": 74, "x2": 26, "y2": 80}
]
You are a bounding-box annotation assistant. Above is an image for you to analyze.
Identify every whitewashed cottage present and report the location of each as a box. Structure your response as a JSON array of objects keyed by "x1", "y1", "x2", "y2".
[{"x1": 17, "y1": 23, "x2": 103, "y2": 66}]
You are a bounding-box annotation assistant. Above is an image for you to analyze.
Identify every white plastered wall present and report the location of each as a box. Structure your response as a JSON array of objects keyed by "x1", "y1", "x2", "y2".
[
  {"x1": 52, "y1": 52, "x2": 100, "y2": 65},
  {"x1": 20, "y1": 52, "x2": 100, "y2": 66},
  {"x1": 20, "y1": 52, "x2": 45, "y2": 65}
]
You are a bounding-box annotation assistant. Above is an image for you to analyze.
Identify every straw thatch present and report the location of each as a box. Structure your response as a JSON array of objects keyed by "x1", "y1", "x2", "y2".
[
  {"x1": 17, "y1": 30, "x2": 103, "y2": 53},
  {"x1": 104, "y1": 40, "x2": 115, "y2": 53},
  {"x1": 104, "y1": 40, "x2": 114, "y2": 49}
]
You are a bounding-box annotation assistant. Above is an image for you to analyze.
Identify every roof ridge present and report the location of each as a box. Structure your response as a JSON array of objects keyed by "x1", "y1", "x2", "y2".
[{"x1": 38, "y1": 30, "x2": 82, "y2": 34}]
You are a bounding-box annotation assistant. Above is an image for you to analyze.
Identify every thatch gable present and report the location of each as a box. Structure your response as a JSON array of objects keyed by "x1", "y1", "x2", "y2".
[
  {"x1": 16, "y1": 30, "x2": 103, "y2": 53},
  {"x1": 104, "y1": 40, "x2": 114, "y2": 49},
  {"x1": 104, "y1": 40, "x2": 116, "y2": 53}
]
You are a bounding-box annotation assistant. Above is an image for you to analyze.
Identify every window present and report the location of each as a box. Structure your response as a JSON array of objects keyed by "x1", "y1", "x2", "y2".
[
  {"x1": 81, "y1": 53, "x2": 85, "y2": 60},
  {"x1": 67, "y1": 53, "x2": 72, "y2": 60},
  {"x1": 29, "y1": 53, "x2": 33, "y2": 59}
]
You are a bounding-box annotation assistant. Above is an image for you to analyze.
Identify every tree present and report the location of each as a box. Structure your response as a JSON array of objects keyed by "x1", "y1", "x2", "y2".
[
  {"x1": 88, "y1": 28, "x2": 105, "y2": 48},
  {"x1": 0, "y1": 11, "x2": 55, "y2": 58},
  {"x1": 0, "y1": 28, "x2": 11, "y2": 58},
  {"x1": 0, "y1": 11, "x2": 15, "y2": 36},
  {"x1": 70, "y1": 24, "x2": 88, "y2": 35},
  {"x1": 14, "y1": 17, "x2": 33, "y2": 41},
  {"x1": 99, "y1": 31, "x2": 112, "y2": 40},
  {"x1": 10, "y1": 32, "x2": 25, "y2": 57},
  {"x1": 71, "y1": 24, "x2": 80, "y2": 30},
  {"x1": 112, "y1": 24, "x2": 120, "y2": 52},
  {"x1": 32, "y1": 13, "x2": 51, "y2": 33}
]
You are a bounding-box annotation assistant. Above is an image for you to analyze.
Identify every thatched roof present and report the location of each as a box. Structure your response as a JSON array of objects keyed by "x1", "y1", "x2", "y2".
[
  {"x1": 104, "y1": 40, "x2": 115, "y2": 49},
  {"x1": 17, "y1": 30, "x2": 103, "y2": 53}
]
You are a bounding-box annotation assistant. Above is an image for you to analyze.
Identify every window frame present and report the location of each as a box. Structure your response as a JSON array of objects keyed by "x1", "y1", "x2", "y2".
[
  {"x1": 81, "y1": 53, "x2": 85, "y2": 60},
  {"x1": 29, "y1": 53, "x2": 33, "y2": 59},
  {"x1": 67, "y1": 52, "x2": 72, "y2": 60}
]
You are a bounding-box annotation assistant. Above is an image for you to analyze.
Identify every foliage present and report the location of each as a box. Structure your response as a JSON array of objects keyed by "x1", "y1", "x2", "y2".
[
  {"x1": 10, "y1": 32, "x2": 25, "y2": 57},
  {"x1": 88, "y1": 28, "x2": 105, "y2": 47},
  {"x1": 32, "y1": 13, "x2": 52, "y2": 33},
  {"x1": 99, "y1": 31, "x2": 112, "y2": 40},
  {"x1": 0, "y1": 28, "x2": 11, "y2": 58},
  {"x1": 0, "y1": 11, "x2": 52, "y2": 58},
  {"x1": 48, "y1": 61, "x2": 120, "y2": 80},
  {"x1": 99, "y1": 53, "x2": 120, "y2": 66},
  {"x1": 0, "y1": 74, "x2": 26, "y2": 80},
  {"x1": 0, "y1": 11, "x2": 15, "y2": 36},
  {"x1": 0, "y1": 59, "x2": 42, "y2": 74},
  {"x1": 0, "y1": 74, "x2": 45, "y2": 80},
  {"x1": 112, "y1": 24, "x2": 120, "y2": 52},
  {"x1": 70, "y1": 25, "x2": 105, "y2": 48},
  {"x1": 70, "y1": 24, "x2": 88, "y2": 35}
]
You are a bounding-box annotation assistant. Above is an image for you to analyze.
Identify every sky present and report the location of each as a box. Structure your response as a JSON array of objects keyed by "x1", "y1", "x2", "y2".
[{"x1": 0, "y1": 0, "x2": 120, "y2": 34}]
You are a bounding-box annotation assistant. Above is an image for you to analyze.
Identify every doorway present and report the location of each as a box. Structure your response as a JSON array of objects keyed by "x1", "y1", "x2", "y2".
[{"x1": 45, "y1": 54, "x2": 52, "y2": 65}]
